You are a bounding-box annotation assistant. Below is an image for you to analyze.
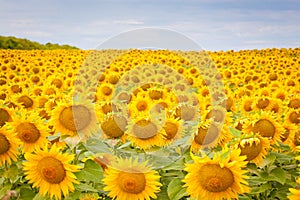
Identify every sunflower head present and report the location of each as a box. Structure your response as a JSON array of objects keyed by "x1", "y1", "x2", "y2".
[
  {"x1": 50, "y1": 100, "x2": 98, "y2": 140},
  {"x1": 0, "y1": 125, "x2": 21, "y2": 166},
  {"x1": 100, "y1": 113, "x2": 127, "y2": 139},
  {"x1": 0, "y1": 101, "x2": 14, "y2": 127},
  {"x1": 126, "y1": 116, "x2": 166, "y2": 149},
  {"x1": 244, "y1": 111, "x2": 283, "y2": 145},
  {"x1": 184, "y1": 148, "x2": 249, "y2": 200},
  {"x1": 237, "y1": 134, "x2": 270, "y2": 165},
  {"x1": 103, "y1": 157, "x2": 161, "y2": 200},
  {"x1": 23, "y1": 144, "x2": 81, "y2": 200}
]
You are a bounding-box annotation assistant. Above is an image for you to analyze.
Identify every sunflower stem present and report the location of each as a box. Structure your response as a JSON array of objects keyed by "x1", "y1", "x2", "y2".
[{"x1": 72, "y1": 146, "x2": 77, "y2": 164}]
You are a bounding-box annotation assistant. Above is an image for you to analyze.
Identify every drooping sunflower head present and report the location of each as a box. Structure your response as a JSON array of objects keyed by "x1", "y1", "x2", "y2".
[
  {"x1": 281, "y1": 121, "x2": 298, "y2": 144},
  {"x1": 103, "y1": 157, "x2": 162, "y2": 200},
  {"x1": 23, "y1": 144, "x2": 81, "y2": 200},
  {"x1": 100, "y1": 113, "x2": 128, "y2": 140},
  {"x1": 191, "y1": 120, "x2": 232, "y2": 152},
  {"x1": 162, "y1": 116, "x2": 183, "y2": 144},
  {"x1": 237, "y1": 134, "x2": 270, "y2": 165},
  {"x1": 183, "y1": 148, "x2": 249, "y2": 200}
]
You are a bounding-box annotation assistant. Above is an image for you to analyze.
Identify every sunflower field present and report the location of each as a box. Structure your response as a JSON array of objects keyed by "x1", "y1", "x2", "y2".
[{"x1": 0, "y1": 47, "x2": 300, "y2": 200}]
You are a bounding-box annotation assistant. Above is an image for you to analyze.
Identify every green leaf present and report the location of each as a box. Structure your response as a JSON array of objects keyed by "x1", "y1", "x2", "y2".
[
  {"x1": 85, "y1": 138, "x2": 111, "y2": 154},
  {"x1": 75, "y1": 183, "x2": 99, "y2": 192},
  {"x1": 250, "y1": 183, "x2": 271, "y2": 194},
  {"x1": 238, "y1": 195, "x2": 254, "y2": 200},
  {"x1": 156, "y1": 185, "x2": 169, "y2": 200},
  {"x1": 162, "y1": 158, "x2": 185, "y2": 171},
  {"x1": 3, "y1": 164, "x2": 18, "y2": 182},
  {"x1": 18, "y1": 188, "x2": 37, "y2": 200},
  {"x1": 247, "y1": 163, "x2": 259, "y2": 176},
  {"x1": 167, "y1": 179, "x2": 187, "y2": 200},
  {"x1": 75, "y1": 159, "x2": 103, "y2": 183},
  {"x1": 229, "y1": 126, "x2": 241, "y2": 137},
  {"x1": 272, "y1": 152, "x2": 294, "y2": 163},
  {"x1": 64, "y1": 190, "x2": 82, "y2": 200},
  {"x1": 32, "y1": 193, "x2": 48, "y2": 200},
  {"x1": 258, "y1": 153, "x2": 276, "y2": 168},
  {"x1": 268, "y1": 167, "x2": 286, "y2": 185}
]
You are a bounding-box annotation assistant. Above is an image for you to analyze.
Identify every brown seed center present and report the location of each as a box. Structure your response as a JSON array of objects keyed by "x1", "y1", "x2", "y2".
[
  {"x1": 16, "y1": 123, "x2": 40, "y2": 143},
  {"x1": 118, "y1": 172, "x2": 146, "y2": 194},
  {"x1": 252, "y1": 119, "x2": 275, "y2": 137},
  {"x1": 0, "y1": 108, "x2": 10, "y2": 127},
  {"x1": 39, "y1": 156, "x2": 66, "y2": 184},
  {"x1": 289, "y1": 111, "x2": 300, "y2": 124},
  {"x1": 59, "y1": 105, "x2": 92, "y2": 132},
  {"x1": 199, "y1": 164, "x2": 234, "y2": 192},
  {"x1": 101, "y1": 115, "x2": 127, "y2": 138},
  {"x1": 194, "y1": 124, "x2": 219, "y2": 145},
  {"x1": 239, "y1": 140, "x2": 263, "y2": 161},
  {"x1": 0, "y1": 133, "x2": 10, "y2": 155},
  {"x1": 132, "y1": 119, "x2": 158, "y2": 139},
  {"x1": 163, "y1": 121, "x2": 179, "y2": 140},
  {"x1": 17, "y1": 95, "x2": 34, "y2": 108}
]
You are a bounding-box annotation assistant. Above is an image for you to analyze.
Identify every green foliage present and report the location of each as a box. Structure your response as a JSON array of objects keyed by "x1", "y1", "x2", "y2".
[{"x1": 0, "y1": 35, "x2": 78, "y2": 50}]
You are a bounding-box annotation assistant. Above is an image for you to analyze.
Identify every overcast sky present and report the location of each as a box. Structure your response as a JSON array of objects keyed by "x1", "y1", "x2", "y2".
[{"x1": 1, "y1": 0, "x2": 299, "y2": 51}]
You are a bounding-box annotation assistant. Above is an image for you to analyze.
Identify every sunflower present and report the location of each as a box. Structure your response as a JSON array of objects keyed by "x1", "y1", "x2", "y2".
[
  {"x1": 0, "y1": 125, "x2": 21, "y2": 166},
  {"x1": 13, "y1": 90, "x2": 37, "y2": 110},
  {"x1": 281, "y1": 121, "x2": 298, "y2": 145},
  {"x1": 288, "y1": 187, "x2": 300, "y2": 200},
  {"x1": 96, "y1": 83, "x2": 114, "y2": 101},
  {"x1": 286, "y1": 108, "x2": 300, "y2": 125},
  {"x1": 125, "y1": 117, "x2": 166, "y2": 150},
  {"x1": 100, "y1": 113, "x2": 127, "y2": 140},
  {"x1": 288, "y1": 97, "x2": 300, "y2": 109},
  {"x1": 191, "y1": 121, "x2": 232, "y2": 152},
  {"x1": 0, "y1": 100, "x2": 14, "y2": 127},
  {"x1": 204, "y1": 105, "x2": 231, "y2": 124},
  {"x1": 9, "y1": 110, "x2": 50, "y2": 153},
  {"x1": 252, "y1": 96, "x2": 272, "y2": 111},
  {"x1": 273, "y1": 88, "x2": 288, "y2": 101},
  {"x1": 103, "y1": 157, "x2": 162, "y2": 200},
  {"x1": 173, "y1": 103, "x2": 199, "y2": 121},
  {"x1": 183, "y1": 148, "x2": 249, "y2": 200},
  {"x1": 79, "y1": 193, "x2": 99, "y2": 200},
  {"x1": 289, "y1": 130, "x2": 300, "y2": 152},
  {"x1": 129, "y1": 95, "x2": 153, "y2": 116},
  {"x1": 23, "y1": 144, "x2": 81, "y2": 200},
  {"x1": 240, "y1": 96, "x2": 255, "y2": 114},
  {"x1": 162, "y1": 116, "x2": 183, "y2": 145},
  {"x1": 244, "y1": 111, "x2": 283, "y2": 145},
  {"x1": 50, "y1": 99, "x2": 98, "y2": 140},
  {"x1": 237, "y1": 134, "x2": 270, "y2": 165}
]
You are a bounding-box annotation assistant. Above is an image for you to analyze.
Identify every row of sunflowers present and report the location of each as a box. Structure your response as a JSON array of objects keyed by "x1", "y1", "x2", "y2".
[{"x1": 0, "y1": 47, "x2": 300, "y2": 200}]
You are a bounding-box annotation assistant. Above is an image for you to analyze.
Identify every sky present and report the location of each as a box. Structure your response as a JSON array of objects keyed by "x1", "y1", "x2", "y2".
[{"x1": 0, "y1": 0, "x2": 300, "y2": 51}]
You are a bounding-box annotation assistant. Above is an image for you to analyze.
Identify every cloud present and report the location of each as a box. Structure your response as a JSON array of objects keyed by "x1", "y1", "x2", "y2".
[{"x1": 113, "y1": 19, "x2": 144, "y2": 25}]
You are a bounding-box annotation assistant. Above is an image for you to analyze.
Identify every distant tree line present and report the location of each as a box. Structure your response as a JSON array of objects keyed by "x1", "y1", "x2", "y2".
[{"x1": 0, "y1": 35, "x2": 79, "y2": 50}]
